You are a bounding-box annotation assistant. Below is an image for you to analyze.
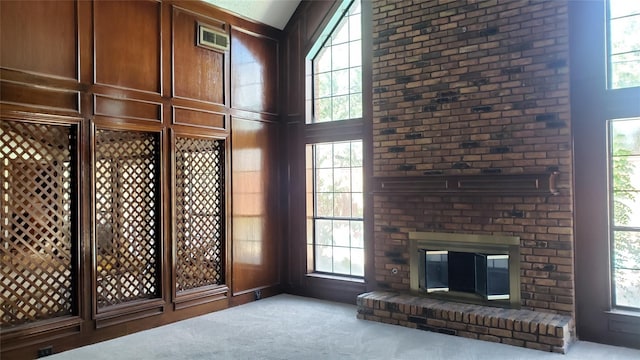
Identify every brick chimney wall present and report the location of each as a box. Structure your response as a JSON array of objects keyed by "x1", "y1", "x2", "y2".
[{"x1": 371, "y1": 0, "x2": 574, "y2": 316}]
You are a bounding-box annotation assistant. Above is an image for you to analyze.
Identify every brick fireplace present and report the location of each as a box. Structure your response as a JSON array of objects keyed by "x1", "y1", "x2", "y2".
[{"x1": 363, "y1": 0, "x2": 575, "y2": 353}]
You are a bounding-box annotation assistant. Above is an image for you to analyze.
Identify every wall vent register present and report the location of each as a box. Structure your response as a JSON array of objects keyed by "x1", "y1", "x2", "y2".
[{"x1": 197, "y1": 24, "x2": 229, "y2": 52}]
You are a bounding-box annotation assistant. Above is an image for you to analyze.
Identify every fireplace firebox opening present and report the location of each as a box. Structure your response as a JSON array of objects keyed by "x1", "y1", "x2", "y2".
[
  {"x1": 423, "y1": 250, "x2": 510, "y2": 299},
  {"x1": 410, "y1": 232, "x2": 521, "y2": 308}
]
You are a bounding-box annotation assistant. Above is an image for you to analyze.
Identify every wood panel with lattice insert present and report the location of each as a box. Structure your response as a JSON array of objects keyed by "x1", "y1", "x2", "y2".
[
  {"x1": 94, "y1": 129, "x2": 161, "y2": 309},
  {"x1": 174, "y1": 136, "x2": 225, "y2": 293},
  {"x1": 0, "y1": 120, "x2": 76, "y2": 328}
]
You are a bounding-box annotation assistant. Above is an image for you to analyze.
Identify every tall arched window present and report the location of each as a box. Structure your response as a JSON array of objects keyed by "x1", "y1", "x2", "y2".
[{"x1": 305, "y1": 0, "x2": 365, "y2": 277}]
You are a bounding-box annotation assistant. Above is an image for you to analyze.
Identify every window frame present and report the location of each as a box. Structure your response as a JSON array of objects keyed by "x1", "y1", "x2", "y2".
[
  {"x1": 605, "y1": 0, "x2": 640, "y2": 312},
  {"x1": 308, "y1": 139, "x2": 364, "y2": 278},
  {"x1": 606, "y1": 0, "x2": 640, "y2": 90},
  {"x1": 608, "y1": 117, "x2": 640, "y2": 311},
  {"x1": 303, "y1": 0, "x2": 368, "y2": 280},
  {"x1": 306, "y1": 0, "x2": 363, "y2": 125},
  {"x1": 572, "y1": 0, "x2": 640, "y2": 347}
]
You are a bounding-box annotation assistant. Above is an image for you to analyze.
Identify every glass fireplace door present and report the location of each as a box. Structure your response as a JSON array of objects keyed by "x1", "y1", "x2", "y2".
[{"x1": 423, "y1": 250, "x2": 510, "y2": 300}]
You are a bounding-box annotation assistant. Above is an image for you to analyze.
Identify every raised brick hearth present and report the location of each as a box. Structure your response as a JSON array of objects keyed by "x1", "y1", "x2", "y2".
[{"x1": 357, "y1": 291, "x2": 573, "y2": 353}]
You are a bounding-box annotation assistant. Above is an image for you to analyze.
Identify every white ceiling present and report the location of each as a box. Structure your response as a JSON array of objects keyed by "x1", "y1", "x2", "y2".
[{"x1": 204, "y1": 0, "x2": 302, "y2": 30}]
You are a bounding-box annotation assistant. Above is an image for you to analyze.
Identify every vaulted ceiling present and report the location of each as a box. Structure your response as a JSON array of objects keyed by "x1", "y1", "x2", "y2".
[{"x1": 204, "y1": 0, "x2": 301, "y2": 30}]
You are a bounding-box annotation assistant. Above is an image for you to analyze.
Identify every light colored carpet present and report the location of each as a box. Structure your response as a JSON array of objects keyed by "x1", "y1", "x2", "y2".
[{"x1": 49, "y1": 294, "x2": 640, "y2": 360}]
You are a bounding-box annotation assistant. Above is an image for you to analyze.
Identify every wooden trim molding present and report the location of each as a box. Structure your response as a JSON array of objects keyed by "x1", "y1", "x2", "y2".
[
  {"x1": 173, "y1": 286, "x2": 228, "y2": 311},
  {"x1": 94, "y1": 300, "x2": 165, "y2": 329},
  {"x1": 373, "y1": 172, "x2": 559, "y2": 196},
  {"x1": 0, "y1": 316, "x2": 82, "y2": 345}
]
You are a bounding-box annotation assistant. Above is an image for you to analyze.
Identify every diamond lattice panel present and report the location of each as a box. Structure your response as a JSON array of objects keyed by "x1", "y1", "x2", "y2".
[
  {"x1": 95, "y1": 129, "x2": 161, "y2": 309},
  {"x1": 175, "y1": 136, "x2": 224, "y2": 292},
  {"x1": 0, "y1": 120, "x2": 75, "y2": 328}
]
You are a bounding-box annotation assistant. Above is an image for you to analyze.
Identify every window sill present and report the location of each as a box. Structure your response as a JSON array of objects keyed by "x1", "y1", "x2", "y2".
[
  {"x1": 605, "y1": 309, "x2": 640, "y2": 336},
  {"x1": 306, "y1": 272, "x2": 365, "y2": 283},
  {"x1": 606, "y1": 309, "x2": 640, "y2": 318}
]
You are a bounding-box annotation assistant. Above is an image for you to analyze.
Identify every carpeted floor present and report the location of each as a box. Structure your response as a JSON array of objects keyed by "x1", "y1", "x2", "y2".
[{"x1": 49, "y1": 294, "x2": 640, "y2": 359}]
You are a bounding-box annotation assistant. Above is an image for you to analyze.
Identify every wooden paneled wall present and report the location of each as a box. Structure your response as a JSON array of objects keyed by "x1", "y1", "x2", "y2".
[{"x1": 0, "y1": 0, "x2": 282, "y2": 358}]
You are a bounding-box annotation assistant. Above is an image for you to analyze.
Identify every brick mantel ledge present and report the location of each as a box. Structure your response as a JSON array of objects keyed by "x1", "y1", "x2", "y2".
[
  {"x1": 357, "y1": 291, "x2": 573, "y2": 353},
  {"x1": 372, "y1": 172, "x2": 559, "y2": 196}
]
